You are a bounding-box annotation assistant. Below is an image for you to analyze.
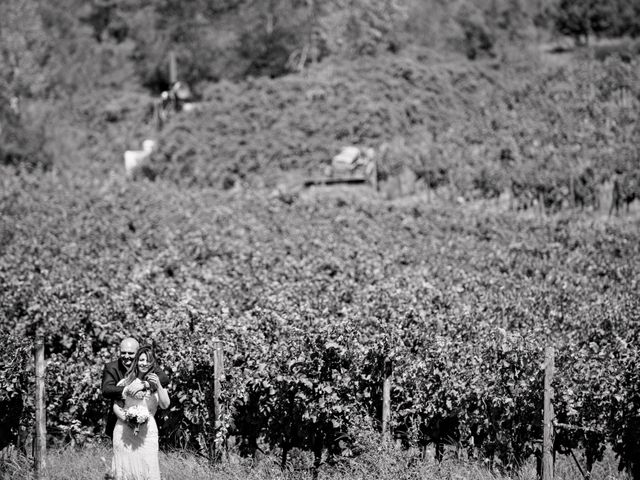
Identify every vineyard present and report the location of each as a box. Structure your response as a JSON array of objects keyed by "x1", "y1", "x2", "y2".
[
  {"x1": 2, "y1": 43, "x2": 640, "y2": 479},
  {"x1": 2, "y1": 161, "x2": 640, "y2": 477}
]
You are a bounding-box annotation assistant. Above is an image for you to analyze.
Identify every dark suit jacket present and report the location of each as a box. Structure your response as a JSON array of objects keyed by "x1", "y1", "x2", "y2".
[{"x1": 102, "y1": 359, "x2": 170, "y2": 438}]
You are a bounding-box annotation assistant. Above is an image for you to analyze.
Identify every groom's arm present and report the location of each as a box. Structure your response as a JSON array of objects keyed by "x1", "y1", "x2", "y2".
[{"x1": 102, "y1": 364, "x2": 125, "y2": 401}]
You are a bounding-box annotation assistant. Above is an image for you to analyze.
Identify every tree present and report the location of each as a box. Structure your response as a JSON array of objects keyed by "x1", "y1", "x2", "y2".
[
  {"x1": 236, "y1": 0, "x2": 311, "y2": 78},
  {"x1": 454, "y1": 2, "x2": 496, "y2": 60},
  {"x1": 0, "y1": 0, "x2": 51, "y2": 97},
  {"x1": 610, "y1": 0, "x2": 640, "y2": 37},
  {"x1": 552, "y1": 0, "x2": 621, "y2": 45},
  {"x1": 0, "y1": 0, "x2": 53, "y2": 168}
]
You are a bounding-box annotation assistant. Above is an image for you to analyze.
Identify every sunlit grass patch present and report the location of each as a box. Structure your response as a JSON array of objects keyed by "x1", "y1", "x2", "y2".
[{"x1": 0, "y1": 441, "x2": 629, "y2": 480}]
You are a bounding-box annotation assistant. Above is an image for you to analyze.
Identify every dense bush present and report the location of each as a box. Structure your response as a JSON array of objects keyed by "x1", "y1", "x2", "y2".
[
  {"x1": 0, "y1": 92, "x2": 51, "y2": 169},
  {"x1": 552, "y1": 0, "x2": 640, "y2": 44},
  {"x1": 0, "y1": 333, "x2": 31, "y2": 451}
]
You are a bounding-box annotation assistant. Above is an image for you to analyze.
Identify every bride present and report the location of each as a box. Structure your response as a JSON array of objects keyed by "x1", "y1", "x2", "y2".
[{"x1": 112, "y1": 345, "x2": 170, "y2": 480}]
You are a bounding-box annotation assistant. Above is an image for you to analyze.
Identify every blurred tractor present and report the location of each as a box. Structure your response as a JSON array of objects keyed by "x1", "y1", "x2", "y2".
[{"x1": 305, "y1": 146, "x2": 378, "y2": 189}]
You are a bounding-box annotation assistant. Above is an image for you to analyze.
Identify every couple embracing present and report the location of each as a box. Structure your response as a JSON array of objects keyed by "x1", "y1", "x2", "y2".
[{"x1": 102, "y1": 338, "x2": 170, "y2": 480}]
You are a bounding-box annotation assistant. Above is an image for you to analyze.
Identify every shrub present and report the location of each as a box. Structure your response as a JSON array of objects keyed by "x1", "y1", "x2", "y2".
[{"x1": 0, "y1": 99, "x2": 51, "y2": 170}]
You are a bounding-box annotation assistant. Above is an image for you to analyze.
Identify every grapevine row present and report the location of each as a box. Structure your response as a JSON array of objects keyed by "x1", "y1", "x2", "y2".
[{"x1": 2, "y1": 323, "x2": 640, "y2": 478}]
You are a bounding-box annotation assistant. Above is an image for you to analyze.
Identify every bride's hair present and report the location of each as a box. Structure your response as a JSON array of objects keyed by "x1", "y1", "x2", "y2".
[{"x1": 123, "y1": 345, "x2": 158, "y2": 386}]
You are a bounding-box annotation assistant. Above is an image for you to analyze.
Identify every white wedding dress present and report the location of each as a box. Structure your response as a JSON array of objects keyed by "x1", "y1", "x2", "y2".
[{"x1": 112, "y1": 389, "x2": 161, "y2": 480}]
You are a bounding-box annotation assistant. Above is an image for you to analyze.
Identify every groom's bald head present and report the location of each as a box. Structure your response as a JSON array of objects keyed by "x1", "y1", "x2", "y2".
[{"x1": 119, "y1": 337, "x2": 139, "y2": 369}]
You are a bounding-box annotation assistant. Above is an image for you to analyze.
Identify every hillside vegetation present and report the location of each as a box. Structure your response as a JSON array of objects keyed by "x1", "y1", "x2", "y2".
[{"x1": 67, "y1": 48, "x2": 640, "y2": 211}]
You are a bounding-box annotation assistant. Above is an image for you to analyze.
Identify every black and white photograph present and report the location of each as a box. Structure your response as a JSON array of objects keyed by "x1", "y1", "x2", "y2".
[{"x1": 1, "y1": 1, "x2": 640, "y2": 479}]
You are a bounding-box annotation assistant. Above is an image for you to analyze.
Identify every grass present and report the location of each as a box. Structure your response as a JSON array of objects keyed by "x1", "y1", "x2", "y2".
[{"x1": 0, "y1": 440, "x2": 630, "y2": 480}]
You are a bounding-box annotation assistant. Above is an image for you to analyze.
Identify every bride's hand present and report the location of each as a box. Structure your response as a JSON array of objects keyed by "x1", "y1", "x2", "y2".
[{"x1": 146, "y1": 373, "x2": 161, "y2": 389}]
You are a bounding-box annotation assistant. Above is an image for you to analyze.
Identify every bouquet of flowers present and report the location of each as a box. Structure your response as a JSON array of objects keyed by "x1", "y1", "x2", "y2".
[{"x1": 124, "y1": 405, "x2": 150, "y2": 436}]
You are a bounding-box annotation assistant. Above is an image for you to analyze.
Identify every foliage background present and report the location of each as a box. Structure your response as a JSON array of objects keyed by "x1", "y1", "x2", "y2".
[{"x1": 2, "y1": 0, "x2": 640, "y2": 478}]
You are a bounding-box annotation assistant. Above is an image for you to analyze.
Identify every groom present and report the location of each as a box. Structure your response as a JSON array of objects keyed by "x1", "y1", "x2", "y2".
[{"x1": 101, "y1": 337, "x2": 170, "y2": 439}]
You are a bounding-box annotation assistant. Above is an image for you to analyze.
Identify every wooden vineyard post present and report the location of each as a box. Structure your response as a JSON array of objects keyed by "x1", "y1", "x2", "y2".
[
  {"x1": 381, "y1": 357, "x2": 392, "y2": 441},
  {"x1": 538, "y1": 192, "x2": 545, "y2": 217},
  {"x1": 370, "y1": 160, "x2": 378, "y2": 192},
  {"x1": 212, "y1": 339, "x2": 224, "y2": 460},
  {"x1": 169, "y1": 51, "x2": 177, "y2": 85},
  {"x1": 569, "y1": 172, "x2": 575, "y2": 209},
  {"x1": 34, "y1": 333, "x2": 46, "y2": 479},
  {"x1": 543, "y1": 346, "x2": 555, "y2": 480}
]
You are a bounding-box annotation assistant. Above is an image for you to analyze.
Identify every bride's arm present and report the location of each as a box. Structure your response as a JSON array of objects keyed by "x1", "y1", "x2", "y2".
[
  {"x1": 156, "y1": 384, "x2": 170, "y2": 409},
  {"x1": 113, "y1": 400, "x2": 126, "y2": 421},
  {"x1": 147, "y1": 373, "x2": 170, "y2": 409}
]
